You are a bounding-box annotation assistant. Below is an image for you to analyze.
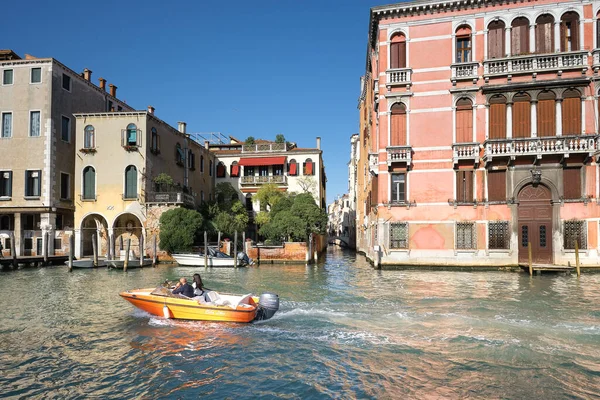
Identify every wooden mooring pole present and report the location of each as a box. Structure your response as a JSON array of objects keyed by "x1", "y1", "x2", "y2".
[
  {"x1": 139, "y1": 234, "x2": 144, "y2": 267},
  {"x1": 124, "y1": 238, "x2": 131, "y2": 272},
  {"x1": 92, "y1": 233, "x2": 98, "y2": 267},
  {"x1": 217, "y1": 231, "x2": 221, "y2": 251},
  {"x1": 528, "y1": 242, "x2": 533, "y2": 276},
  {"x1": 575, "y1": 240, "x2": 581, "y2": 278},
  {"x1": 204, "y1": 231, "x2": 208, "y2": 268},
  {"x1": 43, "y1": 231, "x2": 48, "y2": 266},
  {"x1": 68, "y1": 234, "x2": 74, "y2": 272},
  {"x1": 234, "y1": 231, "x2": 238, "y2": 268},
  {"x1": 152, "y1": 235, "x2": 157, "y2": 267},
  {"x1": 10, "y1": 232, "x2": 17, "y2": 268}
]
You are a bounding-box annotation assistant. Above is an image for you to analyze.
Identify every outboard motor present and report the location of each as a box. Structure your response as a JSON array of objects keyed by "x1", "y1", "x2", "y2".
[
  {"x1": 255, "y1": 293, "x2": 279, "y2": 321},
  {"x1": 237, "y1": 252, "x2": 252, "y2": 266}
]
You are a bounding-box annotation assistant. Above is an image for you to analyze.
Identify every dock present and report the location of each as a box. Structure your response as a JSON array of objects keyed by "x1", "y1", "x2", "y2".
[
  {"x1": 0, "y1": 255, "x2": 69, "y2": 268},
  {"x1": 520, "y1": 264, "x2": 575, "y2": 274}
]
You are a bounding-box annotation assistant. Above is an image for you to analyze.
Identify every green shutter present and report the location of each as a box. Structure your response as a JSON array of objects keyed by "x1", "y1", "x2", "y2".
[
  {"x1": 84, "y1": 167, "x2": 95, "y2": 199},
  {"x1": 125, "y1": 166, "x2": 137, "y2": 199}
]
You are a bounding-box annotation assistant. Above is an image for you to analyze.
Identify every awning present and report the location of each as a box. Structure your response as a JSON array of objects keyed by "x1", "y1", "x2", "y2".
[{"x1": 238, "y1": 157, "x2": 286, "y2": 167}]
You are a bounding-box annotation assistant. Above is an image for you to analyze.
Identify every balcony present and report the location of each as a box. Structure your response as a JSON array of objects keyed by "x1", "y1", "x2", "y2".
[
  {"x1": 242, "y1": 143, "x2": 287, "y2": 153},
  {"x1": 592, "y1": 49, "x2": 600, "y2": 72},
  {"x1": 385, "y1": 68, "x2": 412, "y2": 89},
  {"x1": 451, "y1": 61, "x2": 479, "y2": 85},
  {"x1": 483, "y1": 50, "x2": 588, "y2": 79},
  {"x1": 483, "y1": 135, "x2": 597, "y2": 164},
  {"x1": 373, "y1": 79, "x2": 379, "y2": 95},
  {"x1": 386, "y1": 146, "x2": 412, "y2": 166},
  {"x1": 453, "y1": 143, "x2": 480, "y2": 165},
  {"x1": 145, "y1": 192, "x2": 195, "y2": 208},
  {"x1": 368, "y1": 153, "x2": 379, "y2": 175},
  {"x1": 240, "y1": 175, "x2": 287, "y2": 185}
]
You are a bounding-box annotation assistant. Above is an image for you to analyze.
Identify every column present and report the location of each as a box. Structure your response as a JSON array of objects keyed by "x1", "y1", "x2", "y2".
[
  {"x1": 483, "y1": 29, "x2": 488, "y2": 60},
  {"x1": 554, "y1": 22, "x2": 561, "y2": 52},
  {"x1": 505, "y1": 27, "x2": 512, "y2": 57},
  {"x1": 529, "y1": 24, "x2": 536, "y2": 53},
  {"x1": 556, "y1": 98, "x2": 563, "y2": 136},
  {"x1": 74, "y1": 228, "x2": 82, "y2": 259},
  {"x1": 581, "y1": 97, "x2": 586, "y2": 134},
  {"x1": 507, "y1": 102, "x2": 513, "y2": 138},
  {"x1": 531, "y1": 99, "x2": 538, "y2": 137},
  {"x1": 485, "y1": 104, "x2": 490, "y2": 140},
  {"x1": 13, "y1": 212, "x2": 21, "y2": 256},
  {"x1": 41, "y1": 212, "x2": 56, "y2": 256}
]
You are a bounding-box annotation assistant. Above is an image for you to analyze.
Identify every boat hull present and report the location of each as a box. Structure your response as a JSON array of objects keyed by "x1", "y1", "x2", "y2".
[
  {"x1": 65, "y1": 259, "x2": 107, "y2": 268},
  {"x1": 120, "y1": 289, "x2": 258, "y2": 323},
  {"x1": 107, "y1": 260, "x2": 152, "y2": 269},
  {"x1": 172, "y1": 254, "x2": 243, "y2": 267}
]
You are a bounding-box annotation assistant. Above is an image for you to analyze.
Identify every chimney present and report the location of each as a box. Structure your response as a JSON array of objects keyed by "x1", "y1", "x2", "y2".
[
  {"x1": 204, "y1": 140, "x2": 210, "y2": 150},
  {"x1": 109, "y1": 83, "x2": 117, "y2": 97},
  {"x1": 83, "y1": 68, "x2": 92, "y2": 81},
  {"x1": 98, "y1": 77, "x2": 106, "y2": 91},
  {"x1": 178, "y1": 122, "x2": 187, "y2": 134},
  {"x1": 147, "y1": 105, "x2": 155, "y2": 114},
  {"x1": 316, "y1": 137, "x2": 321, "y2": 150}
]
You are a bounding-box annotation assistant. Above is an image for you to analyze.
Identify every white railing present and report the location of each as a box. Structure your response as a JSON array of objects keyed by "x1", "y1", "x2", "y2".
[
  {"x1": 240, "y1": 175, "x2": 287, "y2": 185},
  {"x1": 374, "y1": 79, "x2": 379, "y2": 95},
  {"x1": 242, "y1": 143, "x2": 287, "y2": 153},
  {"x1": 368, "y1": 153, "x2": 379, "y2": 174},
  {"x1": 592, "y1": 49, "x2": 600, "y2": 70},
  {"x1": 451, "y1": 62, "x2": 479, "y2": 80},
  {"x1": 386, "y1": 146, "x2": 412, "y2": 165},
  {"x1": 453, "y1": 143, "x2": 480, "y2": 164},
  {"x1": 483, "y1": 136, "x2": 596, "y2": 163},
  {"x1": 386, "y1": 68, "x2": 412, "y2": 87},
  {"x1": 483, "y1": 50, "x2": 588, "y2": 77}
]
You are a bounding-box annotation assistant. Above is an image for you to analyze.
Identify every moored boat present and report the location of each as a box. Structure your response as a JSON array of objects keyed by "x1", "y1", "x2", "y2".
[
  {"x1": 107, "y1": 259, "x2": 153, "y2": 269},
  {"x1": 65, "y1": 259, "x2": 107, "y2": 268},
  {"x1": 172, "y1": 248, "x2": 252, "y2": 267},
  {"x1": 120, "y1": 287, "x2": 279, "y2": 323}
]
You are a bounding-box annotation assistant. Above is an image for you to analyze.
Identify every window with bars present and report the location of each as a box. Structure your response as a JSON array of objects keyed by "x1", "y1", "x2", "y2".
[
  {"x1": 564, "y1": 220, "x2": 587, "y2": 250},
  {"x1": 389, "y1": 222, "x2": 408, "y2": 249},
  {"x1": 456, "y1": 222, "x2": 476, "y2": 249},
  {"x1": 488, "y1": 221, "x2": 509, "y2": 249}
]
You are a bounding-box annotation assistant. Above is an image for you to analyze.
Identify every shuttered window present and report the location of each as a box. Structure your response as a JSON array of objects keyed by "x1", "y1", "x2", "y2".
[
  {"x1": 512, "y1": 93, "x2": 531, "y2": 138},
  {"x1": 487, "y1": 170, "x2": 506, "y2": 201},
  {"x1": 124, "y1": 165, "x2": 137, "y2": 199},
  {"x1": 562, "y1": 90, "x2": 581, "y2": 135},
  {"x1": 511, "y1": 17, "x2": 529, "y2": 56},
  {"x1": 456, "y1": 170, "x2": 474, "y2": 203},
  {"x1": 536, "y1": 15, "x2": 554, "y2": 54},
  {"x1": 489, "y1": 95, "x2": 507, "y2": 139},
  {"x1": 537, "y1": 91, "x2": 556, "y2": 137},
  {"x1": 390, "y1": 34, "x2": 406, "y2": 69},
  {"x1": 390, "y1": 103, "x2": 407, "y2": 146},
  {"x1": 560, "y1": 12, "x2": 579, "y2": 51},
  {"x1": 82, "y1": 167, "x2": 95, "y2": 200},
  {"x1": 456, "y1": 98, "x2": 473, "y2": 143},
  {"x1": 487, "y1": 21, "x2": 505, "y2": 59},
  {"x1": 563, "y1": 168, "x2": 581, "y2": 199}
]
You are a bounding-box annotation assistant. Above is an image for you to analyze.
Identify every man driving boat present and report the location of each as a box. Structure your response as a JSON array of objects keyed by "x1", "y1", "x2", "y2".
[{"x1": 172, "y1": 277, "x2": 194, "y2": 297}]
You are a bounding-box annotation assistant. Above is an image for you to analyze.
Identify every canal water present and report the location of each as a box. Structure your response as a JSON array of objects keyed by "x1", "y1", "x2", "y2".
[{"x1": 1, "y1": 248, "x2": 599, "y2": 399}]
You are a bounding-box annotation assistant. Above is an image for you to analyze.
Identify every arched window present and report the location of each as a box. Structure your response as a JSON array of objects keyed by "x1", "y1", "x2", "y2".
[
  {"x1": 151, "y1": 127, "x2": 159, "y2": 153},
  {"x1": 303, "y1": 158, "x2": 314, "y2": 176},
  {"x1": 513, "y1": 93, "x2": 531, "y2": 138},
  {"x1": 124, "y1": 165, "x2": 137, "y2": 199},
  {"x1": 456, "y1": 98, "x2": 473, "y2": 143},
  {"x1": 390, "y1": 33, "x2": 406, "y2": 69},
  {"x1": 562, "y1": 89, "x2": 581, "y2": 135},
  {"x1": 188, "y1": 150, "x2": 195, "y2": 169},
  {"x1": 209, "y1": 160, "x2": 213, "y2": 177},
  {"x1": 456, "y1": 25, "x2": 472, "y2": 63},
  {"x1": 216, "y1": 162, "x2": 226, "y2": 178},
  {"x1": 537, "y1": 91, "x2": 556, "y2": 137},
  {"x1": 511, "y1": 17, "x2": 530, "y2": 55},
  {"x1": 82, "y1": 166, "x2": 95, "y2": 200},
  {"x1": 489, "y1": 95, "x2": 507, "y2": 139},
  {"x1": 390, "y1": 103, "x2": 407, "y2": 146},
  {"x1": 84, "y1": 125, "x2": 95, "y2": 149},
  {"x1": 175, "y1": 143, "x2": 184, "y2": 165},
  {"x1": 200, "y1": 155, "x2": 204, "y2": 173},
  {"x1": 287, "y1": 159, "x2": 298, "y2": 176},
  {"x1": 536, "y1": 14, "x2": 555, "y2": 54},
  {"x1": 561, "y1": 12, "x2": 580, "y2": 51},
  {"x1": 230, "y1": 161, "x2": 240, "y2": 177},
  {"x1": 487, "y1": 20, "x2": 505, "y2": 59},
  {"x1": 125, "y1": 123, "x2": 137, "y2": 146}
]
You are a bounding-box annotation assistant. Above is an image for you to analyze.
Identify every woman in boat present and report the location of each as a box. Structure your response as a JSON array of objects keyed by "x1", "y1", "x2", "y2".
[{"x1": 192, "y1": 273, "x2": 208, "y2": 300}]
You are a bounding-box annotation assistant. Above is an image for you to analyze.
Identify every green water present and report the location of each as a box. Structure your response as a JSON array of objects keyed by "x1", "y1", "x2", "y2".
[{"x1": 1, "y1": 247, "x2": 599, "y2": 399}]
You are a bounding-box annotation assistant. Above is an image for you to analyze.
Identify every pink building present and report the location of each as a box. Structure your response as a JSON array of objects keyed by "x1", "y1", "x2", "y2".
[{"x1": 357, "y1": 0, "x2": 600, "y2": 267}]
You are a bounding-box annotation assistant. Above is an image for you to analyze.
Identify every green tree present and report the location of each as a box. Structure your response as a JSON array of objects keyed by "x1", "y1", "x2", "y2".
[
  {"x1": 254, "y1": 183, "x2": 284, "y2": 211},
  {"x1": 259, "y1": 193, "x2": 326, "y2": 242},
  {"x1": 159, "y1": 208, "x2": 203, "y2": 253},
  {"x1": 153, "y1": 173, "x2": 174, "y2": 191},
  {"x1": 245, "y1": 136, "x2": 255, "y2": 145},
  {"x1": 275, "y1": 134, "x2": 285, "y2": 144},
  {"x1": 215, "y1": 182, "x2": 238, "y2": 210},
  {"x1": 214, "y1": 201, "x2": 249, "y2": 236}
]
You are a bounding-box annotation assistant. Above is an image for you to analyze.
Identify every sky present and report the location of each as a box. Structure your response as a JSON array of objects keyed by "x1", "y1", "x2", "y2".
[{"x1": 2, "y1": 0, "x2": 384, "y2": 204}]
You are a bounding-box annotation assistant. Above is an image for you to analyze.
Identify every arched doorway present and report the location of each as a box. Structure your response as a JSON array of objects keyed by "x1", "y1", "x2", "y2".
[
  {"x1": 113, "y1": 213, "x2": 144, "y2": 259},
  {"x1": 518, "y1": 184, "x2": 552, "y2": 264},
  {"x1": 80, "y1": 214, "x2": 109, "y2": 257}
]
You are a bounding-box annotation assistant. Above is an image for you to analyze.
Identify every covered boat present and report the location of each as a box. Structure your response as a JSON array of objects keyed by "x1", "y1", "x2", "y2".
[
  {"x1": 120, "y1": 287, "x2": 279, "y2": 323},
  {"x1": 172, "y1": 247, "x2": 253, "y2": 267}
]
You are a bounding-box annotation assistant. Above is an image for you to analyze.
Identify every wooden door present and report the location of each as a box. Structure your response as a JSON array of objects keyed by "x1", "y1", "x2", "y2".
[{"x1": 518, "y1": 185, "x2": 553, "y2": 264}]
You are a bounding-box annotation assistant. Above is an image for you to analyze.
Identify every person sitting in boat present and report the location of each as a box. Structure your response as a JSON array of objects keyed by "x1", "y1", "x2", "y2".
[
  {"x1": 172, "y1": 277, "x2": 194, "y2": 297},
  {"x1": 192, "y1": 273, "x2": 206, "y2": 297}
]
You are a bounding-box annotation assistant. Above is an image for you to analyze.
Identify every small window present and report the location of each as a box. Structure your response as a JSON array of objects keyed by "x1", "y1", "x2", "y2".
[
  {"x1": 390, "y1": 222, "x2": 408, "y2": 249},
  {"x1": 487, "y1": 170, "x2": 506, "y2": 202},
  {"x1": 62, "y1": 73, "x2": 71, "y2": 91},
  {"x1": 216, "y1": 162, "x2": 226, "y2": 178},
  {"x1": 61, "y1": 116, "x2": 70, "y2": 142},
  {"x1": 488, "y1": 221, "x2": 509, "y2": 249},
  {"x1": 56, "y1": 214, "x2": 64, "y2": 230},
  {"x1": 303, "y1": 158, "x2": 314, "y2": 175},
  {"x1": 0, "y1": 171, "x2": 12, "y2": 197},
  {"x1": 200, "y1": 155, "x2": 204, "y2": 172},
  {"x1": 456, "y1": 170, "x2": 474, "y2": 203},
  {"x1": 288, "y1": 159, "x2": 298, "y2": 176},
  {"x1": 124, "y1": 165, "x2": 138, "y2": 199},
  {"x1": 151, "y1": 128, "x2": 159, "y2": 154},
  {"x1": 456, "y1": 222, "x2": 476, "y2": 249},
  {"x1": 175, "y1": 143, "x2": 184, "y2": 166},
  {"x1": 25, "y1": 170, "x2": 41, "y2": 197},
  {"x1": 30, "y1": 67, "x2": 41, "y2": 83},
  {"x1": 455, "y1": 26, "x2": 472, "y2": 63},
  {"x1": 0, "y1": 215, "x2": 12, "y2": 230},
  {"x1": 82, "y1": 166, "x2": 95, "y2": 200},
  {"x1": 209, "y1": 160, "x2": 213, "y2": 176},
  {"x1": 391, "y1": 173, "x2": 406, "y2": 203},
  {"x1": 563, "y1": 167, "x2": 581, "y2": 199},
  {"x1": 2, "y1": 69, "x2": 13, "y2": 85},
  {"x1": 30, "y1": 111, "x2": 41, "y2": 137},
  {"x1": 244, "y1": 166, "x2": 255, "y2": 177},
  {"x1": 126, "y1": 123, "x2": 137, "y2": 146},
  {"x1": 259, "y1": 166, "x2": 268, "y2": 177},
  {"x1": 273, "y1": 165, "x2": 283, "y2": 176},
  {"x1": 1, "y1": 112, "x2": 12, "y2": 138},
  {"x1": 107, "y1": 100, "x2": 113, "y2": 112},
  {"x1": 54, "y1": 238, "x2": 62, "y2": 251},
  {"x1": 230, "y1": 161, "x2": 240, "y2": 177},
  {"x1": 188, "y1": 150, "x2": 195, "y2": 170},
  {"x1": 60, "y1": 173, "x2": 70, "y2": 200},
  {"x1": 564, "y1": 220, "x2": 587, "y2": 249},
  {"x1": 84, "y1": 125, "x2": 95, "y2": 149},
  {"x1": 117, "y1": 106, "x2": 123, "y2": 111}
]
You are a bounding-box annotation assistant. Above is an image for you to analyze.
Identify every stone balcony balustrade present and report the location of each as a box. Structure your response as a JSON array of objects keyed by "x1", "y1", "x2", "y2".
[
  {"x1": 145, "y1": 191, "x2": 196, "y2": 208},
  {"x1": 453, "y1": 143, "x2": 480, "y2": 165},
  {"x1": 451, "y1": 61, "x2": 479, "y2": 84},
  {"x1": 242, "y1": 143, "x2": 287, "y2": 153},
  {"x1": 483, "y1": 135, "x2": 597, "y2": 164},
  {"x1": 386, "y1": 145, "x2": 412, "y2": 166},
  {"x1": 368, "y1": 153, "x2": 379, "y2": 175},
  {"x1": 592, "y1": 49, "x2": 600, "y2": 72},
  {"x1": 385, "y1": 68, "x2": 412, "y2": 89},
  {"x1": 240, "y1": 175, "x2": 288, "y2": 185},
  {"x1": 483, "y1": 50, "x2": 588, "y2": 79}
]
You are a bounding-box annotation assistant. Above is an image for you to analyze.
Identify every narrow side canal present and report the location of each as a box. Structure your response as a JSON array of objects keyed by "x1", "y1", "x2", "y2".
[{"x1": 1, "y1": 247, "x2": 599, "y2": 399}]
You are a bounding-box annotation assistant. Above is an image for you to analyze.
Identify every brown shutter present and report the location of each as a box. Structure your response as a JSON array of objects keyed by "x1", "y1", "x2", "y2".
[
  {"x1": 571, "y1": 18, "x2": 579, "y2": 51},
  {"x1": 560, "y1": 22, "x2": 567, "y2": 52},
  {"x1": 562, "y1": 95, "x2": 581, "y2": 135},
  {"x1": 536, "y1": 16, "x2": 554, "y2": 54},
  {"x1": 456, "y1": 171, "x2": 465, "y2": 202},
  {"x1": 488, "y1": 22, "x2": 504, "y2": 59},
  {"x1": 456, "y1": 108, "x2": 473, "y2": 142},
  {"x1": 391, "y1": 104, "x2": 407, "y2": 146},
  {"x1": 372, "y1": 175, "x2": 378, "y2": 205},
  {"x1": 537, "y1": 92, "x2": 556, "y2": 137},
  {"x1": 457, "y1": 171, "x2": 474, "y2": 202},
  {"x1": 390, "y1": 43, "x2": 399, "y2": 69},
  {"x1": 597, "y1": 19, "x2": 600, "y2": 49},
  {"x1": 563, "y1": 168, "x2": 581, "y2": 199},
  {"x1": 489, "y1": 96, "x2": 507, "y2": 139},
  {"x1": 487, "y1": 170, "x2": 506, "y2": 201},
  {"x1": 398, "y1": 42, "x2": 406, "y2": 68},
  {"x1": 465, "y1": 171, "x2": 473, "y2": 202},
  {"x1": 512, "y1": 95, "x2": 531, "y2": 138}
]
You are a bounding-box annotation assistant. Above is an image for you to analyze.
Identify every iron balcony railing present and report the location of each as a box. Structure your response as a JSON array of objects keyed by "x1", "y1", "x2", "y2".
[
  {"x1": 240, "y1": 175, "x2": 288, "y2": 185},
  {"x1": 483, "y1": 135, "x2": 597, "y2": 163}
]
